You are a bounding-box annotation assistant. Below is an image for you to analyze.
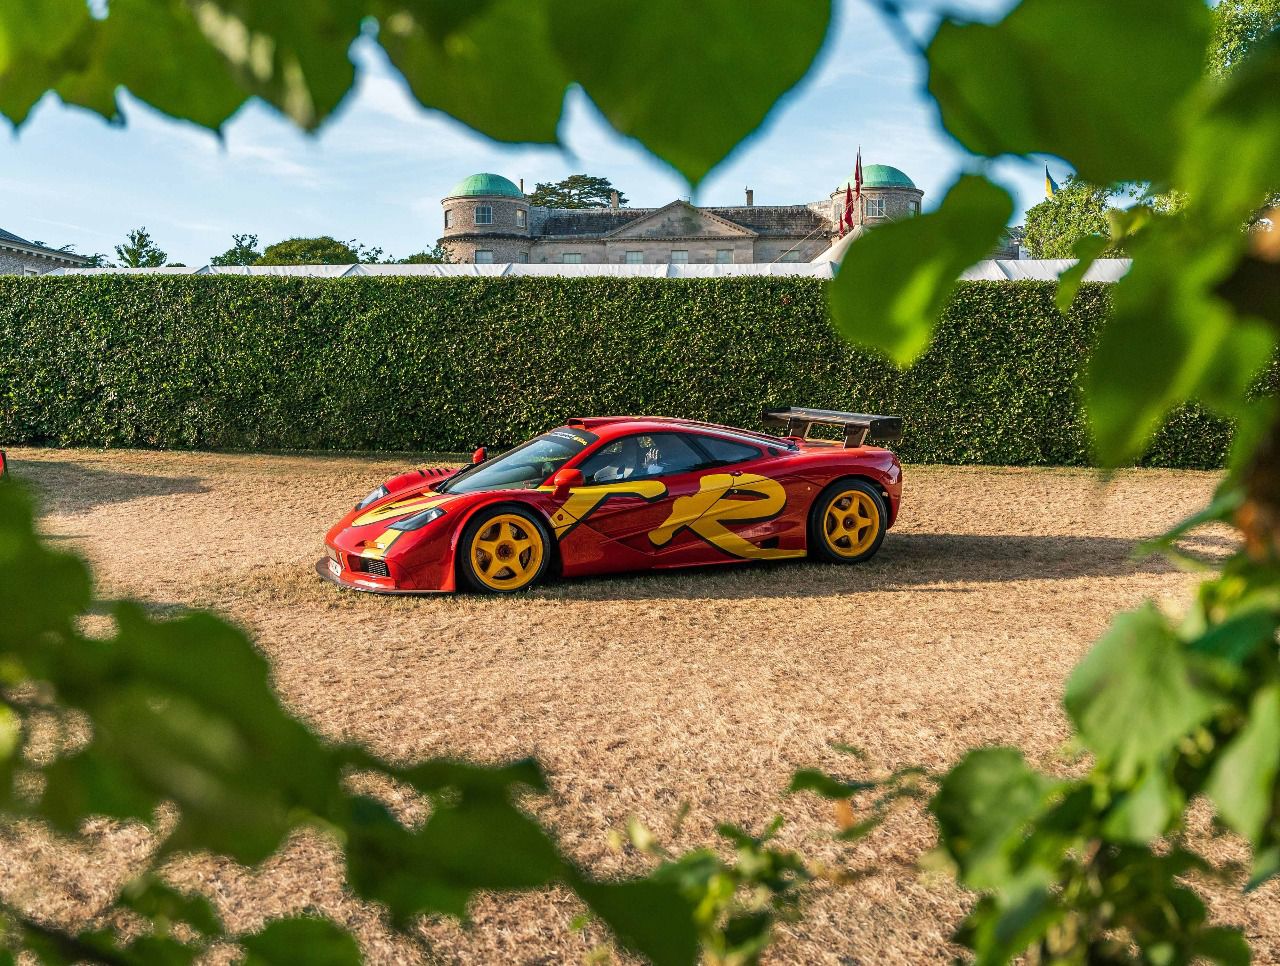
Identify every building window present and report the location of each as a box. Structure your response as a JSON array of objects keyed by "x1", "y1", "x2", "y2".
[
  {"x1": 475, "y1": 205, "x2": 493, "y2": 225},
  {"x1": 866, "y1": 197, "x2": 886, "y2": 217},
  {"x1": 475, "y1": 250, "x2": 494, "y2": 263},
  {"x1": 716, "y1": 249, "x2": 733, "y2": 264},
  {"x1": 670, "y1": 250, "x2": 689, "y2": 264},
  {"x1": 562, "y1": 252, "x2": 584, "y2": 264},
  {"x1": 908, "y1": 200, "x2": 920, "y2": 216},
  {"x1": 444, "y1": 208, "x2": 453, "y2": 229},
  {"x1": 625, "y1": 251, "x2": 644, "y2": 264},
  {"x1": 832, "y1": 200, "x2": 841, "y2": 223},
  {"x1": 518, "y1": 251, "x2": 530, "y2": 263},
  {"x1": 23, "y1": 267, "x2": 39, "y2": 276},
  {"x1": 515, "y1": 208, "x2": 527, "y2": 228}
]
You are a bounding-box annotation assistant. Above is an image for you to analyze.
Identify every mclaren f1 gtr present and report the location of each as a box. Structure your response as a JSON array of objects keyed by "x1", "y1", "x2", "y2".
[{"x1": 317, "y1": 408, "x2": 903, "y2": 594}]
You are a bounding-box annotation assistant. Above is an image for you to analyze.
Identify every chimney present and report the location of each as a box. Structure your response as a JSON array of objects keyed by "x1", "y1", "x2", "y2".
[
  {"x1": 519, "y1": 178, "x2": 525, "y2": 193},
  {"x1": 745, "y1": 187, "x2": 754, "y2": 206},
  {"x1": 610, "y1": 190, "x2": 619, "y2": 210}
]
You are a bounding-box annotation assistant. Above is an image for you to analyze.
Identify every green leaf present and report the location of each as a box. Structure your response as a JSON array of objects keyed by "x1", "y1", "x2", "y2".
[
  {"x1": 1192, "y1": 926, "x2": 1252, "y2": 966},
  {"x1": 120, "y1": 876, "x2": 223, "y2": 937},
  {"x1": 788, "y1": 768, "x2": 876, "y2": 799},
  {"x1": 546, "y1": 0, "x2": 831, "y2": 185},
  {"x1": 1064, "y1": 603, "x2": 1216, "y2": 782},
  {"x1": 241, "y1": 917, "x2": 361, "y2": 966},
  {"x1": 183, "y1": 0, "x2": 364, "y2": 130},
  {"x1": 1085, "y1": 220, "x2": 1274, "y2": 464},
  {"x1": 0, "y1": 484, "x2": 91, "y2": 661},
  {"x1": 1055, "y1": 234, "x2": 1112, "y2": 314},
  {"x1": 927, "y1": 0, "x2": 1210, "y2": 183},
  {"x1": 570, "y1": 874, "x2": 700, "y2": 966},
  {"x1": 1206, "y1": 685, "x2": 1280, "y2": 845},
  {"x1": 930, "y1": 747, "x2": 1058, "y2": 890},
  {"x1": 827, "y1": 174, "x2": 1014, "y2": 366},
  {"x1": 1101, "y1": 766, "x2": 1181, "y2": 843},
  {"x1": 40, "y1": 605, "x2": 349, "y2": 863},
  {"x1": 1181, "y1": 32, "x2": 1280, "y2": 229},
  {"x1": 0, "y1": 0, "x2": 93, "y2": 127},
  {"x1": 54, "y1": 0, "x2": 248, "y2": 130},
  {"x1": 377, "y1": 0, "x2": 570, "y2": 145}
]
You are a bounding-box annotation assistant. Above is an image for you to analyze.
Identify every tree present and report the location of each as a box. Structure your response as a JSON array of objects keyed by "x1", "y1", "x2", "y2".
[
  {"x1": 256, "y1": 236, "x2": 381, "y2": 266},
  {"x1": 209, "y1": 232, "x2": 262, "y2": 266},
  {"x1": 1021, "y1": 176, "x2": 1117, "y2": 259},
  {"x1": 527, "y1": 174, "x2": 629, "y2": 208},
  {"x1": 113, "y1": 227, "x2": 167, "y2": 268},
  {"x1": 82, "y1": 253, "x2": 112, "y2": 268},
  {"x1": 1208, "y1": 0, "x2": 1280, "y2": 76},
  {"x1": 396, "y1": 244, "x2": 452, "y2": 264}
]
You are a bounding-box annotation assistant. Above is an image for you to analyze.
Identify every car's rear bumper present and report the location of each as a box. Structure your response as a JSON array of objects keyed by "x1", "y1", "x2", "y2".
[{"x1": 313, "y1": 559, "x2": 447, "y2": 596}]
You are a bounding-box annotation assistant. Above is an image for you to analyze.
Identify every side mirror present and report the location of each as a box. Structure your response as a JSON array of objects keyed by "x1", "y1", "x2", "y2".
[
  {"x1": 472, "y1": 446, "x2": 488, "y2": 464},
  {"x1": 550, "y1": 467, "x2": 584, "y2": 498}
]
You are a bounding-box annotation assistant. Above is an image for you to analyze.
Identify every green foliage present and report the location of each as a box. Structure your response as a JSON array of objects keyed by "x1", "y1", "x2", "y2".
[
  {"x1": 926, "y1": 0, "x2": 1210, "y2": 185},
  {"x1": 395, "y1": 244, "x2": 451, "y2": 264},
  {"x1": 0, "y1": 0, "x2": 832, "y2": 186},
  {"x1": 1022, "y1": 176, "x2": 1118, "y2": 260},
  {"x1": 527, "y1": 174, "x2": 629, "y2": 209},
  {"x1": 0, "y1": 478, "x2": 732, "y2": 963},
  {"x1": 209, "y1": 233, "x2": 263, "y2": 266},
  {"x1": 0, "y1": 276, "x2": 1250, "y2": 469},
  {"x1": 1209, "y1": 0, "x2": 1280, "y2": 77},
  {"x1": 817, "y1": 1, "x2": 1280, "y2": 961},
  {"x1": 114, "y1": 227, "x2": 168, "y2": 269},
  {"x1": 256, "y1": 236, "x2": 379, "y2": 266}
]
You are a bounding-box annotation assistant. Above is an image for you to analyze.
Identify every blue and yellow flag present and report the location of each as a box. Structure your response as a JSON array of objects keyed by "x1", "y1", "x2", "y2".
[{"x1": 1045, "y1": 165, "x2": 1060, "y2": 199}]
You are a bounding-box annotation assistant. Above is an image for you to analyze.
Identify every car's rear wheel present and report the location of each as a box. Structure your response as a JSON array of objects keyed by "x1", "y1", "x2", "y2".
[
  {"x1": 808, "y1": 479, "x2": 888, "y2": 563},
  {"x1": 459, "y1": 507, "x2": 551, "y2": 593}
]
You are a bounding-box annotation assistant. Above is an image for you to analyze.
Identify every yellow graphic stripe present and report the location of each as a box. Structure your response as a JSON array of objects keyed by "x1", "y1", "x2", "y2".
[
  {"x1": 541, "y1": 480, "x2": 669, "y2": 539},
  {"x1": 353, "y1": 494, "x2": 451, "y2": 528},
  {"x1": 650, "y1": 473, "x2": 804, "y2": 560}
]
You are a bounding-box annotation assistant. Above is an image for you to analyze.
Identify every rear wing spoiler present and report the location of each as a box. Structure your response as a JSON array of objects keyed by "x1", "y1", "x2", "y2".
[{"x1": 763, "y1": 407, "x2": 903, "y2": 447}]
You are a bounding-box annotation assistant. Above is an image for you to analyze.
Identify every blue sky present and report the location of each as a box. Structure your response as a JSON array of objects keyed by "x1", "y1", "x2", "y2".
[{"x1": 0, "y1": 0, "x2": 1042, "y2": 266}]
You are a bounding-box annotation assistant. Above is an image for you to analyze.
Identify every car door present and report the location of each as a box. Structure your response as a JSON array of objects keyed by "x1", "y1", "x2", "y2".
[
  {"x1": 555, "y1": 432, "x2": 708, "y2": 573},
  {"x1": 646, "y1": 433, "x2": 808, "y2": 565}
]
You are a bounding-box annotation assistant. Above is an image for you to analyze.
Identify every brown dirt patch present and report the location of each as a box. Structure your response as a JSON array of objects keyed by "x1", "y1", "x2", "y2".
[{"x1": 8, "y1": 447, "x2": 1278, "y2": 963}]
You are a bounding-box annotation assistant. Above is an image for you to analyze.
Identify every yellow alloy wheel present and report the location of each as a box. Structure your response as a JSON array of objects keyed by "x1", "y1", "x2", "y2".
[
  {"x1": 822, "y1": 488, "x2": 881, "y2": 558},
  {"x1": 470, "y1": 514, "x2": 546, "y2": 591}
]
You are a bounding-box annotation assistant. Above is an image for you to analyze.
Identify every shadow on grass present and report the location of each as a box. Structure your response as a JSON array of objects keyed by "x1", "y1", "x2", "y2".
[
  {"x1": 13, "y1": 459, "x2": 208, "y2": 514},
  {"x1": 530, "y1": 532, "x2": 1229, "y2": 603}
]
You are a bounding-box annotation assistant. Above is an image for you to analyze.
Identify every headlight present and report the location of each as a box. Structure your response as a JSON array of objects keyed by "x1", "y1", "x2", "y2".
[
  {"x1": 356, "y1": 485, "x2": 389, "y2": 510},
  {"x1": 387, "y1": 507, "x2": 446, "y2": 531}
]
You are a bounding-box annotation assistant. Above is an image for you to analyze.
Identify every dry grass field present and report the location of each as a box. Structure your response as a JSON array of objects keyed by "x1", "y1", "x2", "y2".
[{"x1": 7, "y1": 446, "x2": 1280, "y2": 964}]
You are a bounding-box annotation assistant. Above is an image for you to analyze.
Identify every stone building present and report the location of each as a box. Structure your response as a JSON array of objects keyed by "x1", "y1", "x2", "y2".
[
  {"x1": 0, "y1": 228, "x2": 92, "y2": 275},
  {"x1": 438, "y1": 165, "x2": 925, "y2": 265}
]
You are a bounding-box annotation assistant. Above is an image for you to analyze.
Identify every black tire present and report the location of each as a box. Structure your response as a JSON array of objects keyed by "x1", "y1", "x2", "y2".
[
  {"x1": 457, "y1": 505, "x2": 553, "y2": 594},
  {"x1": 807, "y1": 478, "x2": 889, "y2": 564}
]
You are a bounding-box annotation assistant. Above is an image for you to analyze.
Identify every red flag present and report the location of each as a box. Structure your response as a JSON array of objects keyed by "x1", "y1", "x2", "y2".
[
  {"x1": 843, "y1": 183, "x2": 854, "y2": 233},
  {"x1": 853, "y1": 147, "x2": 863, "y2": 226}
]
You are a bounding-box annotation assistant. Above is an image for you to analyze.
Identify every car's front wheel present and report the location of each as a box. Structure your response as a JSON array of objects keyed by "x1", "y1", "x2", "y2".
[
  {"x1": 807, "y1": 479, "x2": 888, "y2": 563},
  {"x1": 458, "y1": 506, "x2": 552, "y2": 593}
]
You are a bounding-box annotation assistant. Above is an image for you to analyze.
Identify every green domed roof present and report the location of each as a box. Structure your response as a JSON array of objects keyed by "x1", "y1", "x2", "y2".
[
  {"x1": 843, "y1": 164, "x2": 916, "y2": 189},
  {"x1": 446, "y1": 173, "x2": 524, "y2": 198}
]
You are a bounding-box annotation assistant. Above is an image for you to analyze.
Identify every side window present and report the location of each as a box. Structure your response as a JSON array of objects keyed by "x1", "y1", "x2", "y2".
[
  {"x1": 694, "y1": 435, "x2": 761, "y2": 466},
  {"x1": 578, "y1": 433, "x2": 704, "y2": 484}
]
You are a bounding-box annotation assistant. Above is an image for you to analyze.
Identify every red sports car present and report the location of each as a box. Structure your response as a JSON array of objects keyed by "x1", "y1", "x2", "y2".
[{"x1": 317, "y1": 408, "x2": 903, "y2": 595}]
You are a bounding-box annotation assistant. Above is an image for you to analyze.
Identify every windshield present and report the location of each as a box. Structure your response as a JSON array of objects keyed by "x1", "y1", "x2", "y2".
[{"x1": 440, "y1": 428, "x2": 599, "y2": 495}]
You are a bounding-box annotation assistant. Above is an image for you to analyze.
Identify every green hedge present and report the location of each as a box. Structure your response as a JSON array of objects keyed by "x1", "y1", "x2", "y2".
[{"x1": 0, "y1": 276, "x2": 1238, "y2": 468}]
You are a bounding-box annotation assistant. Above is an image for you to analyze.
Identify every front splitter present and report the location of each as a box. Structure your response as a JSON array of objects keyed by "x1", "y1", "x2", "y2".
[{"x1": 313, "y1": 559, "x2": 447, "y2": 596}]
